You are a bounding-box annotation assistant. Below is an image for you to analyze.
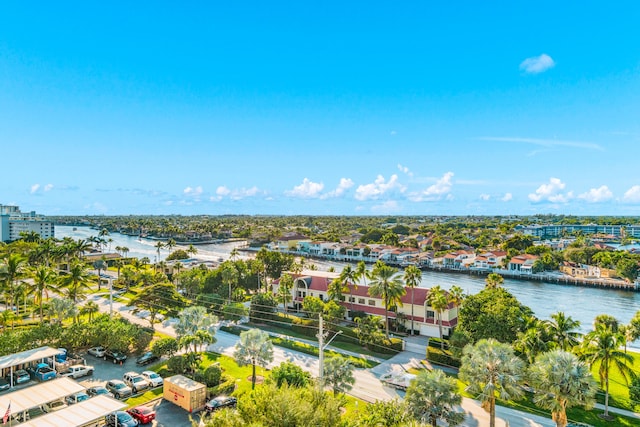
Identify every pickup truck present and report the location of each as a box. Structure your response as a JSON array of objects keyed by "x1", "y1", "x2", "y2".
[
  {"x1": 60, "y1": 364, "x2": 94, "y2": 379},
  {"x1": 29, "y1": 363, "x2": 57, "y2": 382}
]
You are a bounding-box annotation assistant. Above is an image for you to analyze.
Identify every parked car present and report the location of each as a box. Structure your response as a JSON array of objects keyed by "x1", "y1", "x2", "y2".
[
  {"x1": 105, "y1": 410, "x2": 139, "y2": 427},
  {"x1": 141, "y1": 370, "x2": 163, "y2": 388},
  {"x1": 104, "y1": 349, "x2": 127, "y2": 364},
  {"x1": 87, "y1": 385, "x2": 113, "y2": 398},
  {"x1": 66, "y1": 391, "x2": 90, "y2": 405},
  {"x1": 127, "y1": 406, "x2": 156, "y2": 424},
  {"x1": 41, "y1": 399, "x2": 68, "y2": 413},
  {"x1": 87, "y1": 346, "x2": 106, "y2": 357},
  {"x1": 105, "y1": 379, "x2": 133, "y2": 399},
  {"x1": 10, "y1": 369, "x2": 30, "y2": 385},
  {"x1": 135, "y1": 351, "x2": 159, "y2": 366},
  {"x1": 205, "y1": 396, "x2": 237, "y2": 412},
  {"x1": 28, "y1": 363, "x2": 57, "y2": 381},
  {"x1": 123, "y1": 372, "x2": 150, "y2": 393},
  {"x1": 0, "y1": 378, "x2": 11, "y2": 392},
  {"x1": 60, "y1": 364, "x2": 94, "y2": 379}
]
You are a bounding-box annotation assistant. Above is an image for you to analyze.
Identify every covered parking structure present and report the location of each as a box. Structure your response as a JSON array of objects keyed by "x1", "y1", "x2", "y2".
[
  {"x1": 19, "y1": 395, "x2": 127, "y2": 427},
  {"x1": 0, "y1": 346, "x2": 64, "y2": 386},
  {"x1": 0, "y1": 377, "x2": 85, "y2": 421}
]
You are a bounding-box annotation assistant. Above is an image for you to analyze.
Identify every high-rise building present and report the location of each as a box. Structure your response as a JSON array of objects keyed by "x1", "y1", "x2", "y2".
[{"x1": 0, "y1": 204, "x2": 55, "y2": 242}]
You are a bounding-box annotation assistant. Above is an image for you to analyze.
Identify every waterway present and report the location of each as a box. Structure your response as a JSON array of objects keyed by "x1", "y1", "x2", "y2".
[{"x1": 56, "y1": 226, "x2": 640, "y2": 342}]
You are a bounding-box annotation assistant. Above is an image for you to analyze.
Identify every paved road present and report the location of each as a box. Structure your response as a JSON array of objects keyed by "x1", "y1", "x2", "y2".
[{"x1": 90, "y1": 293, "x2": 555, "y2": 427}]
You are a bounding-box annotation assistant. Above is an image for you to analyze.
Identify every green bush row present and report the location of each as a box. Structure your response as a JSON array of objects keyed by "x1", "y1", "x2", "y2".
[{"x1": 426, "y1": 345, "x2": 460, "y2": 368}]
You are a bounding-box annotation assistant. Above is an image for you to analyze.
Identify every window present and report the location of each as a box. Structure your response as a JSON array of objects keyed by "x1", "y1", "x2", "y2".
[
  {"x1": 426, "y1": 310, "x2": 435, "y2": 319},
  {"x1": 349, "y1": 297, "x2": 355, "y2": 303},
  {"x1": 358, "y1": 298, "x2": 365, "y2": 304},
  {"x1": 368, "y1": 299, "x2": 376, "y2": 306}
]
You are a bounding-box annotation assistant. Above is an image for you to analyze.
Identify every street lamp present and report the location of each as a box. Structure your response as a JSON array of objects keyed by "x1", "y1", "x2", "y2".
[{"x1": 318, "y1": 314, "x2": 343, "y2": 386}]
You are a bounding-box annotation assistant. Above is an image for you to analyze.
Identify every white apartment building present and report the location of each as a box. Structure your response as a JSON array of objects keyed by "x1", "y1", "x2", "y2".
[{"x1": 0, "y1": 205, "x2": 54, "y2": 242}]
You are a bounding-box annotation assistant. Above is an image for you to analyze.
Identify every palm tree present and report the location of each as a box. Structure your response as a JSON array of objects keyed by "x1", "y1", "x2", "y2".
[
  {"x1": 233, "y1": 328, "x2": 274, "y2": 390},
  {"x1": 459, "y1": 339, "x2": 524, "y2": 427},
  {"x1": 355, "y1": 260, "x2": 369, "y2": 286},
  {"x1": 277, "y1": 273, "x2": 294, "y2": 314},
  {"x1": 580, "y1": 324, "x2": 634, "y2": 418},
  {"x1": 80, "y1": 300, "x2": 100, "y2": 322},
  {"x1": 221, "y1": 262, "x2": 239, "y2": 304},
  {"x1": 545, "y1": 311, "x2": 581, "y2": 351},
  {"x1": 515, "y1": 321, "x2": 550, "y2": 364},
  {"x1": 447, "y1": 285, "x2": 465, "y2": 308},
  {"x1": 48, "y1": 297, "x2": 77, "y2": 324},
  {"x1": 0, "y1": 253, "x2": 27, "y2": 313},
  {"x1": 187, "y1": 245, "x2": 198, "y2": 257},
  {"x1": 529, "y1": 350, "x2": 597, "y2": 427},
  {"x1": 323, "y1": 356, "x2": 356, "y2": 396},
  {"x1": 29, "y1": 265, "x2": 58, "y2": 322},
  {"x1": 59, "y1": 261, "x2": 95, "y2": 320},
  {"x1": 175, "y1": 306, "x2": 218, "y2": 338},
  {"x1": 230, "y1": 248, "x2": 239, "y2": 261},
  {"x1": 120, "y1": 246, "x2": 130, "y2": 259},
  {"x1": 427, "y1": 285, "x2": 449, "y2": 348},
  {"x1": 403, "y1": 265, "x2": 422, "y2": 335},
  {"x1": 485, "y1": 273, "x2": 504, "y2": 289},
  {"x1": 0, "y1": 309, "x2": 16, "y2": 331},
  {"x1": 339, "y1": 265, "x2": 358, "y2": 317},
  {"x1": 405, "y1": 369, "x2": 464, "y2": 427},
  {"x1": 368, "y1": 263, "x2": 406, "y2": 339},
  {"x1": 154, "y1": 241, "x2": 165, "y2": 262},
  {"x1": 165, "y1": 238, "x2": 176, "y2": 254}
]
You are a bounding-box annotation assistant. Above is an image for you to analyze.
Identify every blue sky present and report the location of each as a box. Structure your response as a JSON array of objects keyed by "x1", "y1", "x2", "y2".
[{"x1": 1, "y1": 2, "x2": 640, "y2": 216}]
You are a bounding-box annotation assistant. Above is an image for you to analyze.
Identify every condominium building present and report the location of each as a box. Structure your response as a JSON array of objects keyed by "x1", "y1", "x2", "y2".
[{"x1": 0, "y1": 205, "x2": 54, "y2": 242}]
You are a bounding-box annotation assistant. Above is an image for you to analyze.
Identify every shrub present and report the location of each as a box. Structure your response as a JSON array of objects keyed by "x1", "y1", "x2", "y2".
[
  {"x1": 208, "y1": 375, "x2": 236, "y2": 397},
  {"x1": 167, "y1": 355, "x2": 188, "y2": 374},
  {"x1": 426, "y1": 346, "x2": 460, "y2": 368},
  {"x1": 196, "y1": 364, "x2": 223, "y2": 387}
]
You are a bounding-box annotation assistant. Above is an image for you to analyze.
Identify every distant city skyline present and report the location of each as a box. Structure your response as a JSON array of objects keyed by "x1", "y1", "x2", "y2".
[{"x1": 2, "y1": 2, "x2": 639, "y2": 216}]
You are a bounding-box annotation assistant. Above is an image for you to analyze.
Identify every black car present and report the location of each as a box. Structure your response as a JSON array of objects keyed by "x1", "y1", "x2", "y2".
[
  {"x1": 105, "y1": 410, "x2": 139, "y2": 427},
  {"x1": 135, "y1": 351, "x2": 159, "y2": 366},
  {"x1": 205, "y1": 396, "x2": 237, "y2": 412},
  {"x1": 104, "y1": 349, "x2": 127, "y2": 364}
]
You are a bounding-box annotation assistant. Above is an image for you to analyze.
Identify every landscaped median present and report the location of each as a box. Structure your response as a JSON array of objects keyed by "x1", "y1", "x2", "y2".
[{"x1": 219, "y1": 324, "x2": 378, "y2": 369}]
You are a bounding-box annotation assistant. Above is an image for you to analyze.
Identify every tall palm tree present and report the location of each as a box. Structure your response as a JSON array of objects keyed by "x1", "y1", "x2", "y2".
[
  {"x1": 29, "y1": 265, "x2": 58, "y2": 322},
  {"x1": 165, "y1": 238, "x2": 177, "y2": 254},
  {"x1": 59, "y1": 261, "x2": 95, "y2": 321},
  {"x1": 154, "y1": 241, "x2": 165, "y2": 262},
  {"x1": 355, "y1": 260, "x2": 369, "y2": 286},
  {"x1": 529, "y1": 350, "x2": 597, "y2": 427},
  {"x1": 339, "y1": 265, "x2": 358, "y2": 317},
  {"x1": 277, "y1": 273, "x2": 294, "y2": 313},
  {"x1": 447, "y1": 285, "x2": 465, "y2": 308},
  {"x1": 233, "y1": 328, "x2": 274, "y2": 390},
  {"x1": 187, "y1": 245, "x2": 198, "y2": 257},
  {"x1": 485, "y1": 273, "x2": 504, "y2": 289},
  {"x1": 515, "y1": 322, "x2": 550, "y2": 364},
  {"x1": 0, "y1": 253, "x2": 27, "y2": 313},
  {"x1": 221, "y1": 262, "x2": 239, "y2": 305},
  {"x1": 120, "y1": 246, "x2": 130, "y2": 259},
  {"x1": 368, "y1": 263, "x2": 406, "y2": 339},
  {"x1": 403, "y1": 265, "x2": 422, "y2": 335},
  {"x1": 580, "y1": 324, "x2": 634, "y2": 418},
  {"x1": 427, "y1": 285, "x2": 449, "y2": 347},
  {"x1": 545, "y1": 311, "x2": 581, "y2": 351},
  {"x1": 459, "y1": 339, "x2": 524, "y2": 427},
  {"x1": 230, "y1": 248, "x2": 239, "y2": 261}
]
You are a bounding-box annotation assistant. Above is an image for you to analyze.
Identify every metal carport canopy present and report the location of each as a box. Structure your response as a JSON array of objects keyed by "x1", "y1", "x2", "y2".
[
  {"x1": 0, "y1": 377, "x2": 85, "y2": 414},
  {"x1": 0, "y1": 346, "x2": 63, "y2": 370},
  {"x1": 19, "y1": 395, "x2": 126, "y2": 427}
]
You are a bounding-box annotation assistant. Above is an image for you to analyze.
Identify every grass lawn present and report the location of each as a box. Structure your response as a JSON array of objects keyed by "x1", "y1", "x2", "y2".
[
  {"x1": 590, "y1": 350, "x2": 640, "y2": 411},
  {"x1": 200, "y1": 352, "x2": 270, "y2": 395},
  {"x1": 125, "y1": 387, "x2": 164, "y2": 407}
]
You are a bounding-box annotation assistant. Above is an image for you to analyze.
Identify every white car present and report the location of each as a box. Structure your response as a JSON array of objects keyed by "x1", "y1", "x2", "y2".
[
  {"x1": 87, "y1": 346, "x2": 106, "y2": 357},
  {"x1": 141, "y1": 371, "x2": 163, "y2": 388}
]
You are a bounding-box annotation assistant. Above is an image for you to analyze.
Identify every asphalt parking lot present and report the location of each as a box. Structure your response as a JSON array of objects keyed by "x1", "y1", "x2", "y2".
[{"x1": 79, "y1": 350, "x2": 199, "y2": 427}]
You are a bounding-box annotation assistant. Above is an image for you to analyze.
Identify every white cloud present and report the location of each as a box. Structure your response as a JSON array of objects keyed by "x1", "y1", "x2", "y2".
[
  {"x1": 578, "y1": 185, "x2": 613, "y2": 203},
  {"x1": 322, "y1": 178, "x2": 354, "y2": 199},
  {"x1": 355, "y1": 174, "x2": 404, "y2": 201},
  {"x1": 409, "y1": 172, "x2": 454, "y2": 201},
  {"x1": 528, "y1": 177, "x2": 573, "y2": 203},
  {"x1": 479, "y1": 194, "x2": 490, "y2": 201},
  {"x1": 623, "y1": 185, "x2": 640, "y2": 203},
  {"x1": 520, "y1": 53, "x2": 555, "y2": 74},
  {"x1": 397, "y1": 164, "x2": 413, "y2": 177},
  {"x1": 43, "y1": 184, "x2": 54, "y2": 192},
  {"x1": 211, "y1": 185, "x2": 264, "y2": 201},
  {"x1": 477, "y1": 137, "x2": 603, "y2": 151},
  {"x1": 183, "y1": 186, "x2": 203, "y2": 196},
  {"x1": 371, "y1": 200, "x2": 400, "y2": 213},
  {"x1": 30, "y1": 184, "x2": 40, "y2": 194},
  {"x1": 502, "y1": 193, "x2": 513, "y2": 202},
  {"x1": 286, "y1": 178, "x2": 324, "y2": 198}
]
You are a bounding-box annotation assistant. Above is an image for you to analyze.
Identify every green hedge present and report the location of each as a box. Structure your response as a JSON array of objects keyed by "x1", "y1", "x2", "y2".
[
  {"x1": 369, "y1": 337, "x2": 403, "y2": 354},
  {"x1": 426, "y1": 345, "x2": 460, "y2": 368}
]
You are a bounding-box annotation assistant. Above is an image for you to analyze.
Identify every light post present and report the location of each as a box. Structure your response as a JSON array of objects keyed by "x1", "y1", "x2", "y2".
[
  {"x1": 108, "y1": 278, "x2": 113, "y2": 318},
  {"x1": 317, "y1": 314, "x2": 343, "y2": 387}
]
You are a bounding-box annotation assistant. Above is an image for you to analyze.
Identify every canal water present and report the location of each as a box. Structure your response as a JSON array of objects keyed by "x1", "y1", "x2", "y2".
[{"x1": 57, "y1": 226, "x2": 640, "y2": 342}]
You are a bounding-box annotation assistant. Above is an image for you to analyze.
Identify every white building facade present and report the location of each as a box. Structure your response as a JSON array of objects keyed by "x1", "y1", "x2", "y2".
[{"x1": 0, "y1": 205, "x2": 54, "y2": 242}]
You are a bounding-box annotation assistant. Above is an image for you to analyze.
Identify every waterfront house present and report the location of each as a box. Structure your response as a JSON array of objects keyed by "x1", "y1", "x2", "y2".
[
  {"x1": 442, "y1": 250, "x2": 475, "y2": 269},
  {"x1": 272, "y1": 270, "x2": 459, "y2": 338},
  {"x1": 508, "y1": 254, "x2": 539, "y2": 274},
  {"x1": 473, "y1": 251, "x2": 507, "y2": 269},
  {"x1": 268, "y1": 233, "x2": 309, "y2": 252}
]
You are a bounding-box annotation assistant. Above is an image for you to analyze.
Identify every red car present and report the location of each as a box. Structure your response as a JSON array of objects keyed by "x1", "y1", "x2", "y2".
[{"x1": 127, "y1": 405, "x2": 156, "y2": 424}]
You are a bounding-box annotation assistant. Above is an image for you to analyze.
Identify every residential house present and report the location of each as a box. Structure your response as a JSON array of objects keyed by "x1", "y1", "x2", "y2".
[{"x1": 508, "y1": 254, "x2": 539, "y2": 274}]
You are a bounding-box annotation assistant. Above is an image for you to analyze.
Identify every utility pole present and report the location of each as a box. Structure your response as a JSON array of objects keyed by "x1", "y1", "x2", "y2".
[
  {"x1": 318, "y1": 314, "x2": 325, "y2": 385},
  {"x1": 109, "y1": 278, "x2": 113, "y2": 318}
]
